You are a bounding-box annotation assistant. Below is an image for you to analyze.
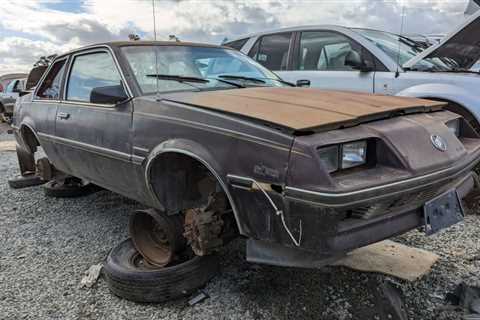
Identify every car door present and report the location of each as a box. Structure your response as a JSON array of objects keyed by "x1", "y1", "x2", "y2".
[
  {"x1": 18, "y1": 58, "x2": 68, "y2": 160},
  {"x1": 54, "y1": 48, "x2": 135, "y2": 194},
  {"x1": 274, "y1": 31, "x2": 376, "y2": 93}
]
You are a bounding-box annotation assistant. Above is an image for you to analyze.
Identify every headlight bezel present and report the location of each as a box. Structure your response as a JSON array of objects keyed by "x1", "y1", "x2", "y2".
[
  {"x1": 446, "y1": 118, "x2": 461, "y2": 137},
  {"x1": 318, "y1": 139, "x2": 371, "y2": 174}
]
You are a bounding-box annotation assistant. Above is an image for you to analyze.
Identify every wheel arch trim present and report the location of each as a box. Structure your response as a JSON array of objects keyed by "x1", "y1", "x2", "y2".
[{"x1": 144, "y1": 139, "x2": 245, "y2": 235}]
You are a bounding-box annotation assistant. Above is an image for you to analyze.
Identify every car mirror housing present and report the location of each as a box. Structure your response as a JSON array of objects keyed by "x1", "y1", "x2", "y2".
[
  {"x1": 90, "y1": 85, "x2": 128, "y2": 105},
  {"x1": 296, "y1": 79, "x2": 311, "y2": 87},
  {"x1": 345, "y1": 51, "x2": 372, "y2": 72}
]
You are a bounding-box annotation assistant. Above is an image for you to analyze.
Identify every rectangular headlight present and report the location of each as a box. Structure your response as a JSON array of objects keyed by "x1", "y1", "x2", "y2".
[
  {"x1": 318, "y1": 140, "x2": 368, "y2": 173},
  {"x1": 342, "y1": 140, "x2": 367, "y2": 169},
  {"x1": 446, "y1": 119, "x2": 460, "y2": 137},
  {"x1": 318, "y1": 145, "x2": 339, "y2": 173}
]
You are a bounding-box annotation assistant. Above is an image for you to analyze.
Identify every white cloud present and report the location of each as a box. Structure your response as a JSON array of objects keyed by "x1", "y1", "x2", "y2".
[{"x1": 0, "y1": 0, "x2": 473, "y2": 75}]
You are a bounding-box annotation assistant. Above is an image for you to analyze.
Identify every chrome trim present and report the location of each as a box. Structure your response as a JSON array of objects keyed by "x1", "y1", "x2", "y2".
[
  {"x1": 144, "y1": 147, "x2": 244, "y2": 235},
  {"x1": 286, "y1": 164, "x2": 460, "y2": 199},
  {"x1": 61, "y1": 100, "x2": 117, "y2": 109},
  {"x1": 38, "y1": 132, "x2": 131, "y2": 162},
  {"x1": 135, "y1": 111, "x2": 297, "y2": 154},
  {"x1": 31, "y1": 99, "x2": 61, "y2": 104},
  {"x1": 132, "y1": 155, "x2": 145, "y2": 164}
]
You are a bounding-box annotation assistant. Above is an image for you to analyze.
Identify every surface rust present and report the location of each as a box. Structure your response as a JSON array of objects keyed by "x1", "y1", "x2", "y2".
[{"x1": 165, "y1": 87, "x2": 445, "y2": 131}]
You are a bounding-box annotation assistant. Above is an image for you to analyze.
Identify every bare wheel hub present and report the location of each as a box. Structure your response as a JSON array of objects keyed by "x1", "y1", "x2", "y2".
[
  {"x1": 184, "y1": 193, "x2": 228, "y2": 256},
  {"x1": 129, "y1": 209, "x2": 186, "y2": 267}
]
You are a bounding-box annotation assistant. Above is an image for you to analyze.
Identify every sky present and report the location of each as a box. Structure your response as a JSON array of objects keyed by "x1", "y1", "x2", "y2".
[{"x1": 0, "y1": 0, "x2": 474, "y2": 75}]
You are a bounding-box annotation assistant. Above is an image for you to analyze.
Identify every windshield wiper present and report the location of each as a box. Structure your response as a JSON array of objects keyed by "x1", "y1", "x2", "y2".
[
  {"x1": 208, "y1": 77, "x2": 246, "y2": 88},
  {"x1": 218, "y1": 75, "x2": 295, "y2": 86},
  {"x1": 146, "y1": 74, "x2": 209, "y2": 83},
  {"x1": 218, "y1": 75, "x2": 266, "y2": 84}
]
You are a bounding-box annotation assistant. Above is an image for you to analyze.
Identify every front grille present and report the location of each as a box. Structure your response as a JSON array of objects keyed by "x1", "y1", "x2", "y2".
[{"x1": 350, "y1": 183, "x2": 446, "y2": 220}]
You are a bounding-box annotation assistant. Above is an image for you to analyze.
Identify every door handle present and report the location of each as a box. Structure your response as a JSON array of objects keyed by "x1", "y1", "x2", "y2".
[{"x1": 57, "y1": 112, "x2": 70, "y2": 120}]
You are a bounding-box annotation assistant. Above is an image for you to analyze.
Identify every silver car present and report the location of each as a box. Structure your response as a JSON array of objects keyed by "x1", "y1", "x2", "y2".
[
  {"x1": 225, "y1": 11, "x2": 480, "y2": 130},
  {"x1": 0, "y1": 77, "x2": 26, "y2": 122}
]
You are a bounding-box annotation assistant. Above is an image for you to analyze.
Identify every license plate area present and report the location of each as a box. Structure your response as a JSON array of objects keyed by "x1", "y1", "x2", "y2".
[{"x1": 423, "y1": 189, "x2": 464, "y2": 236}]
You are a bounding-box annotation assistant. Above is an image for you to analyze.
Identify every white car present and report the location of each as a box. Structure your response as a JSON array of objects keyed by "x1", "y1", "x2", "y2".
[{"x1": 225, "y1": 11, "x2": 480, "y2": 129}]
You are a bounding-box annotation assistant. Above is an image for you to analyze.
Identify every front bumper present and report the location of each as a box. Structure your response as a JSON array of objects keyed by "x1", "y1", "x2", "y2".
[{"x1": 246, "y1": 171, "x2": 476, "y2": 268}]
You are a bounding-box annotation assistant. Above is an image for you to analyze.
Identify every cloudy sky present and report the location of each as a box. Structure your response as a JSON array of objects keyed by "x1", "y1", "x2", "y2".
[{"x1": 0, "y1": 0, "x2": 474, "y2": 74}]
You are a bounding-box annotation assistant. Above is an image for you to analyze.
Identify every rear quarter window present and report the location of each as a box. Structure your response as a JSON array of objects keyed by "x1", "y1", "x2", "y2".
[{"x1": 224, "y1": 38, "x2": 249, "y2": 51}]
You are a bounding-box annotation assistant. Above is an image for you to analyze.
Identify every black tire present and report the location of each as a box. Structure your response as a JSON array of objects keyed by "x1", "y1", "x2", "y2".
[
  {"x1": 8, "y1": 174, "x2": 45, "y2": 189},
  {"x1": 103, "y1": 239, "x2": 219, "y2": 303},
  {"x1": 43, "y1": 180, "x2": 101, "y2": 198}
]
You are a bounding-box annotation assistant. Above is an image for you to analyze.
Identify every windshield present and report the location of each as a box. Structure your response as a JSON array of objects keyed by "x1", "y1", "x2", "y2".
[
  {"x1": 121, "y1": 45, "x2": 286, "y2": 94},
  {"x1": 355, "y1": 28, "x2": 452, "y2": 71}
]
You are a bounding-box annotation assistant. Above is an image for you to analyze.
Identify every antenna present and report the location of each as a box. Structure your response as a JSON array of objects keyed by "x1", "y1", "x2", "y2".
[
  {"x1": 395, "y1": 4, "x2": 406, "y2": 78},
  {"x1": 152, "y1": 0, "x2": 159, "y2": 99}
]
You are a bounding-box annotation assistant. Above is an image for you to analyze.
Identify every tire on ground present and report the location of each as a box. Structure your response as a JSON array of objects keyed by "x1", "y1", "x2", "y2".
[
  {"x1": 43, "y1": 180, "x2": 100, "y2": 198},
  {"x1": 103, "y1": 239, "x2": 219, "y2": 303}
]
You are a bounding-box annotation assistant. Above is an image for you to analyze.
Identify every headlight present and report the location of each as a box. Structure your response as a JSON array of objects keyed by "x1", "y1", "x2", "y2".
[
  {"x1": 318, "y1": 140, "x2": 368, "y2": 173},
  {"x1": 342, "y1": 140, "x2": 367, "y2": 169},
  {"x1": 446, "y1": 119, "x2": 460, "y2": 137}
]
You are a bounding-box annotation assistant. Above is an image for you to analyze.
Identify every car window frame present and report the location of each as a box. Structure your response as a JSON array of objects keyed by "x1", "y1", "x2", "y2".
[
  {"x1": 248, "y1": 32, "x2": 295, "y2": 71},
  {"x1": 62, "y1": 47, "x2": 131, "y2": 108},
  {"x1": 291, "y1": 30, "x2": 388, "y2": 72},
  {"x1": 224, "y1": 38, "x2": 249, "y2": 51},
  {"x1": 33, "y1": 57, "x2": 69, "y2": 103}
]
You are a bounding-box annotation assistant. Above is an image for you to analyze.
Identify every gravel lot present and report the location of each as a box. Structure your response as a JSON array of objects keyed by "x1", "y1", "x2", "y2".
[{"x1": 1, "y1": 123, "x2": 479, "y2": 320}]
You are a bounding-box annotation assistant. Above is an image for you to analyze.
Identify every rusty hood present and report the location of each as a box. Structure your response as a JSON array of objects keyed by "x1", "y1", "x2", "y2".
[{"x1": 163, "y1": 87, "x2": 444, "y2": 132}]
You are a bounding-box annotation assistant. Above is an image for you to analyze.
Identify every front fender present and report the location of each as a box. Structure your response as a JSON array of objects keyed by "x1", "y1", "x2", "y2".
[
  {"x1": 146, "y1": 138, "x2": 225, "y2": 180},
  {"x1": 397, "y1": 83, "x2": 480, "y2": 123},
  {"x1": 144, "y1": 138, "x2": 246, "y2": 234}
]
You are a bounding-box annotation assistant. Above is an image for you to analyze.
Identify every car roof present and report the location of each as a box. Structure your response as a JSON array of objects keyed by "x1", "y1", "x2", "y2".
[
  {"x1": 56, "y1": 40, "x2": 232, "y2": 59},
  {"x1": 225, "y1": 25, "x2": 354, "y2": 43}
]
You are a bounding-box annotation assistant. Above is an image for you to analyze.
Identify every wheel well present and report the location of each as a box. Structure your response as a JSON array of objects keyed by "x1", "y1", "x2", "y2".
[
  {"x1": 425, "y1": 98, "x2": 480, "y2": 132},
  {"x1": 147, "y1": 152, "x2": 228, "y2": 214},
  {"x1": 0, "y1": 102, "x2": 4, "y2": 113},
  {"x1": 20, "y1": 125, "x2": 40, "y2": 154}
]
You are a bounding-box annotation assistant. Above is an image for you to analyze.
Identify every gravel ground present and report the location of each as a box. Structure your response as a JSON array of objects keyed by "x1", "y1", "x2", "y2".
[{"x1": 0, "y1": 123, "x2": 479, "y2": 320}]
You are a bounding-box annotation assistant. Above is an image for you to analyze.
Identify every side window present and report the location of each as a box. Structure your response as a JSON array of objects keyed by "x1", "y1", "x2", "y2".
[
  {"x1": 66, "y1": 52, "x2": 123, "y2": 103},
  {"x1": 224, "y1": 38, "x2": 249, "y2": 51},
  {"x1": 5, "y1": 80, "x2": 16, "y2": 93},
  {"x1": 36, "y1": 59, "x2": 66, "y2": 100},
  {"x1": 250, "y1": 33, "x2": 292, "y2": 71},
  {"x1": 298, "y1": 31, "x2": 375, "y2": 71}
]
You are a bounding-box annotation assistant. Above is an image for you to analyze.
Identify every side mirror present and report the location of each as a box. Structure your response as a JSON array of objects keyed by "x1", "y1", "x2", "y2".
[
  {"x1": 90, "y1": 85, "x2": 128, "y2": 105},
  {"x1": 296, "y1": 79, "x2": 311, "y2": 87},
  {"x1": 345, "y1": 51, "x2": 373, "y2": 72}
]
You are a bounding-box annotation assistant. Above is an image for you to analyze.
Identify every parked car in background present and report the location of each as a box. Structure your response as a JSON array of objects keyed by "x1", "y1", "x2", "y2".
[
  {"x1": 0, "y1": 73, "x2": 27, "y2": 92},
  {"x1": 225, "y1": 11, "x2": 480, "y2": 131},
  {"x1": 0, "y1": 77, "x2": 26, "y2": 122}
]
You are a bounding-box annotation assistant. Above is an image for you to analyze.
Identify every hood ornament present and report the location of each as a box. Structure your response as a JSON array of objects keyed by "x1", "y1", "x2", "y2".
[{"x1": 431, "y1": 135, "x2": 447, "y2": 152}]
